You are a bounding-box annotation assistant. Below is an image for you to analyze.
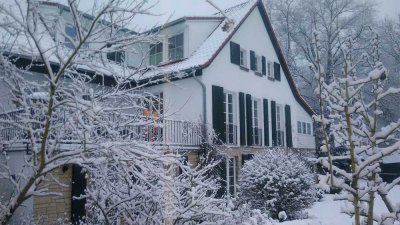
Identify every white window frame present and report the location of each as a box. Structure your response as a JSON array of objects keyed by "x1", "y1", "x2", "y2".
[
  {"x1": 64, "y1": 23, "x2": 77, "y2": 49},
  {"x1": 168, "y1": 32, "x2": 184, "y2": 61},
  {"x1": 149, "y1": 42, "x2": 163, "y2": 65},
  {"x1": 226, "y1": 157, "x2": 238, "y2": 198},
  {"x1": 267, "y1": 61, "x2": 274, "y2": 78},
  {"x1": 240, "y1": 48, "x2": 247, "y2": 67},
  {"x1": 224, "y1": 91, "x2": 237, "y2": 145},
  {"x1": 276, "y1": 104, "x2": 285, "y2": 147},
  {"x1": 297, "y1": 121, "x2": 302, "y2": 134},
  {"x1": 252, "y1": 98, "x2": 262, "y2": 146},
  {"x1": 254, "y1": 55, "x2": 262, "y2": 73}
]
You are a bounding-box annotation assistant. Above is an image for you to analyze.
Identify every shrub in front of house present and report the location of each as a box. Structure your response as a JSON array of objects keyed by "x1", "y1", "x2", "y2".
[{"x1": 239, "y1": 149, "x2": 316, "y2": 220}]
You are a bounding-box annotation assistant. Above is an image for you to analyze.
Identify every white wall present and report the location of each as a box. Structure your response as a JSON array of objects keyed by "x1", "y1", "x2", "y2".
[
  {"x1": 186, "y1": 20, "x2": 221, "y2": 57},
  {"x1": 201, "y1": 7, "x2": 315, "y2": 149},
  {"x1": 144, "y1": 77, "x2": 204, "y2": 122}
]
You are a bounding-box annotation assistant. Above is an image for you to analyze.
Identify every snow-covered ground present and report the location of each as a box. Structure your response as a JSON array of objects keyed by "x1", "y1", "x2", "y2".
[{"x1": 281, "y1": 186, "x2": 400, "y2": 225}]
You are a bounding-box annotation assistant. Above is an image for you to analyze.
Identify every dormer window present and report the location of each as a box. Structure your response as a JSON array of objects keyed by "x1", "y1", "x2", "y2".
[
  {"x1": 149, "y1": 42, "x2": 163, "y2": 65},
  {"x1": 65, "y1": 24, "x2": 77, "y2": 49},
  {"x1": 107, "y1": 51, "x2": 125, "y2": 63},
  {"x1": 168, "y1": 33, "x2": 184, "y2": 61}
]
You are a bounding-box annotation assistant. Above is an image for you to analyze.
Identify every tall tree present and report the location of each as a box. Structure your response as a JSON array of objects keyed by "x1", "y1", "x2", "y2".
[
  {"x1": 0, "y1": 1, "x2": 225, "y2": 224},
  {"x1": 267, "y1": 0, "x2": 375, "y2": 109}
]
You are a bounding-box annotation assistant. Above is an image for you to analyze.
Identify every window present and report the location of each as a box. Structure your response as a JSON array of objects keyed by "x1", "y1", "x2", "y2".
[
  {"x1": 143, "y1": 92, "x2": 163, "y2": 118},
  {"x1": 227, "y1": 157, "x2": 238, "y2": 198},
  {"x1": 297, "y1": 121, "x2": 312, "y2": 135},
  {"x1": 297, "y1": 121, "x2": 302, "y2": 133},
  {"x1": 276, "y1": 105, "x2": 285, "y2": 146},
  {"x1": 65, "y1": 24, "x2": 77, "y2": 49},
  {"x1": 168, "y1": 33, "x2": 184, "y2": 61},
  {"x1": 239, "y1": 48, "x2": 247, "y2": 67},
  {"x1": 107, "y1": 51, "x2": 125, "y2": 63},
  {"x1": 149, "y1": 42, "x2": 163, "y2": 65},
  {"x1": 267, "y1": 61, "x2": 273, "y2": 78},
  {"x1": 254, "y1": 55, "x2": 261, "y2": 73},
  {"x1": 252, "y1": 99, "x2": 261, "y2": 146},
  {"x1": 224, "y1": 92, "x2": 237, "y2": 145}
]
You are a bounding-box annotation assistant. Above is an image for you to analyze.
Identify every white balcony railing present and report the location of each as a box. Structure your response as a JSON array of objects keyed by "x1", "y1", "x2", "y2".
[{"x1": 0, "y1": 110, "x2": 203, "y2": 147}]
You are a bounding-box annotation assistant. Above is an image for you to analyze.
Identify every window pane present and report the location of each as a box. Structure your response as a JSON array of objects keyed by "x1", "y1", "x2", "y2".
[
  {"x1": 297, "y1": 121, "x2": 302, "y2": 133},
  {"x1": 176, "y1": 47, "x2": 184, "y2": 59},
  {"x1": 302, "y1": 122, "x2": 306, "y2": 134},
  {"x1": 169, "y1": 33, "x2": 184, "y2": 61}
]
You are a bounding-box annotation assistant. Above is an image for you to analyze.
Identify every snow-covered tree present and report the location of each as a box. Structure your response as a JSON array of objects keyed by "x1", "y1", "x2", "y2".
[
  {"x1": 312, "y1": 30, "x2": 400, "y2": 225},
  {"x1": 238, "y1": 149, "x2": 316, "y2": 220},
  {"x1": 266, "y1": 0, "x2": 375, "y2": 109},
  {"x1": 0, "y1": 1, "x2": 226, "y2": 224}
]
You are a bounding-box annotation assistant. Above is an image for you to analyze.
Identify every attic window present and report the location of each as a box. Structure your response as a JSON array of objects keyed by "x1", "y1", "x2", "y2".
[
  {"x1": 168, "y1": 33, "x2": 184, "y2": 61},
  {"x1": 107, "y1": 51, "x2": 125, "y2": 63},
  {"x1": 65, "y1": 24, "x2": 77, "y2": 49},
  {"x1": 149, "y1": 43, "x2": 163, "y2": 65}
]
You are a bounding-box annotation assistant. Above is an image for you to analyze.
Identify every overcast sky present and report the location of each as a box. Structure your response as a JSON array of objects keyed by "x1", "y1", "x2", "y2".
[{"x1": 56, "y1": 0, "x2": 400, "y2": 28}]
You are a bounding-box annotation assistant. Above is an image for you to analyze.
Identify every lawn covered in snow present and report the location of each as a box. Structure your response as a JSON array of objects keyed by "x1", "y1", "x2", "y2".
[{"x1": 281, "y1": 186, "x2": 400, "y2": 225}]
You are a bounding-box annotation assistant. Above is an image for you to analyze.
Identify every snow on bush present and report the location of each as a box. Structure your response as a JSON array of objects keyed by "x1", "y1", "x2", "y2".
[
  {"x1": 217, "y1": 203, "x2": 276, "y2": 225},
  {"x1": 239, "y1": 149, "x2": 316, "y2": 220}
]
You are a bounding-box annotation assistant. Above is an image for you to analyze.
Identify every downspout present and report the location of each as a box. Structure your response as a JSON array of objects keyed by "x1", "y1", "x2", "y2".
[{"x1": 191, "y1": 69, "x2": 208, "y2": 142}]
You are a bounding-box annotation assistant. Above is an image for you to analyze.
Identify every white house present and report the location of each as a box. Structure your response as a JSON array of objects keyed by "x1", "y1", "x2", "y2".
[
  {"x1": 134, "y1": 0, "x2": 316, "y2": 197},
  {"x1": 0, "y1": 0, "x2": 316, "y2": 223}
]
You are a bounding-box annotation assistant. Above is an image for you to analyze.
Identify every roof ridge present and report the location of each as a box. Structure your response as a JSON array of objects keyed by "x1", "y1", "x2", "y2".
[{"x1": 213, "y1": 0, "x2": 254, "y2": 16}]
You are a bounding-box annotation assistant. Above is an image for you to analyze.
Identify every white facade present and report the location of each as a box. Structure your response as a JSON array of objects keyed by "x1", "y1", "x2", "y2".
[{"x1": 142, "y1": 3, "x2": 315, "y2": 149}]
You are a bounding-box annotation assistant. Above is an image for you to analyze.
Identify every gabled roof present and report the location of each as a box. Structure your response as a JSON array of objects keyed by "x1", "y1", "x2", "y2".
[{"x1": 143, "y1": 0, "x2": 314, "y2": 115}]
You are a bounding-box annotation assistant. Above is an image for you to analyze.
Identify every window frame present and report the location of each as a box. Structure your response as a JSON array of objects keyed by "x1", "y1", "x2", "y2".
[
  {"x1": 224, "y1": 91, "x2": 237, "y2": 145},
  {"x1": 149, "y1": 42, "x2": 163, "y2": 65},
  {"x1": 267, "y1": 61, "x2": 274, "y2": 78},
  {"x1": 252, "y1": 98, "x2": 262, "y2": 146},
  {"x1": 64, "y1": 23, "x2": 77, "y2": 49},
  {"x1": 168, "y1": 33, "x2": 184, "y2": 61},
  {"x1": 107, "y1": 51, "x2": 125, "y2": 64},
  {"x1": 239, "y1": 48, "x2": 247, "y2": 67},
  {"x1": 276, "y1": 104, "x2": 285, "y2": 147}
]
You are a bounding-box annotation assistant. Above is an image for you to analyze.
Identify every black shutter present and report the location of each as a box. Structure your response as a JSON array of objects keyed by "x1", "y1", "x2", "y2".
[
  {"x1": 71, "y1": 165, "x2": 86, "y2": 225},
  {"x1": 274, "y1": 62, "x2": 281, "y2": 81},
  {"x1": 263, "y1": 99, "x2": 269, "y2": 146},
  {"x1": 262, "y1": 56, "x2": 266, "y2": 75},
  {"x1": 212, "y1": 85, "x2": 226, "y2": 143},
  {"x1": 285, "y1": 105, "x2": 293, "y2": 147},
  {"x1": 271, "y1": 101, "x2": 277, "y2": 146},
  {"x1": 250, "y1": 50, "x2": 256, "y2": 71},
  {"x1": 239, "y1": 92, "x2": 246, "y2": 146},
  {"x1": 246, "y1": 94, "x2": 253, "y2": 146},
  {"x1": 230, "y1": 42, "x2": 240, "y2": 65}
]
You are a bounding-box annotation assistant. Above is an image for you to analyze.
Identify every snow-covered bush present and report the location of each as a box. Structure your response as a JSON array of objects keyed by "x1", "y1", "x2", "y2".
[
  {"x1": 239, "y1": 149, "x2": 316, "y2": 220},
  {"x1": 216, "y1": 203, "x2": 276, "y2": 225}
]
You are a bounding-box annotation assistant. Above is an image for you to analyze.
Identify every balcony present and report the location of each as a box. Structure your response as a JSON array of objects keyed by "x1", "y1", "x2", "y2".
[{"x1": 0, "y1": 110, "x2": 203, "y2": 148}]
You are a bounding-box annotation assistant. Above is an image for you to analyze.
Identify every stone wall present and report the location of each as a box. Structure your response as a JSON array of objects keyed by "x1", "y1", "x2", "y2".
[{"x1": 33, "y1": 166, "x2": 72, "y2": 224}]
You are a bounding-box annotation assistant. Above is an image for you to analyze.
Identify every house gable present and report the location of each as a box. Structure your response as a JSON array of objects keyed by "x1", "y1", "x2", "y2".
[{"x1": 200, "y1": 1, "x2": 313, "y2": 116}]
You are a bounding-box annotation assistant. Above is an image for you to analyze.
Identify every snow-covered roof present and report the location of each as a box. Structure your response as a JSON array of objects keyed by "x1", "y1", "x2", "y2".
[{"x1": 140, "y1": 0, "x2": 257, "y2": 78}]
